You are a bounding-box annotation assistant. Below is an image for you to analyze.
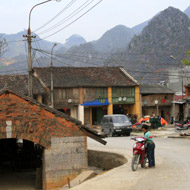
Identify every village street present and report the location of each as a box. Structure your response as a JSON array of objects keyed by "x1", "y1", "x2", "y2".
[{"x1": 72, "y1": 128, "x2": 190, "y2": 190}]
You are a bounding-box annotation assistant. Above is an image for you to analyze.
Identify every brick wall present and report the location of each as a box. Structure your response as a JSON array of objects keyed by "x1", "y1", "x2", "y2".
[
  {"x1": 0, "y1": 92, "x2": 83, "y2": 148},
  {"x1": 0, "y1": 91, "x2": 88, "y2": 190},
  {"x1": 43, "y1": 136, "x2": 88, "y2": 190}
]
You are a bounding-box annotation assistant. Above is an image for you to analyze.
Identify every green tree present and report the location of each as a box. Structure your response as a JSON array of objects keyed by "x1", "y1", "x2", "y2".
[{"x1": 182, "y1": 50, "x2": 190, "y2": 65}]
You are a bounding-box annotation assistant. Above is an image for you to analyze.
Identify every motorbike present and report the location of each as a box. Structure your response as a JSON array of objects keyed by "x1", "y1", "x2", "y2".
[
  {"x1": 174, "y1": 120, "x2": 190, "y2": 134},
  {"x1": 131, "y1": 137, "x2": 148, "y2": 171}
]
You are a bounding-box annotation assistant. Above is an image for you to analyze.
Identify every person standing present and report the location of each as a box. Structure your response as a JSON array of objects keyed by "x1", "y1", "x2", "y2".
[{"x1": 142, "y1": 124, "x2": 155, "y2": 168}]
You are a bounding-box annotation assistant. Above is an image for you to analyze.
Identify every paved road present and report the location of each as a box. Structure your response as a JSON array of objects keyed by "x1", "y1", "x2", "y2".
[{"x1": 72, "y1": 133, "x2": 190, "y2": 190}]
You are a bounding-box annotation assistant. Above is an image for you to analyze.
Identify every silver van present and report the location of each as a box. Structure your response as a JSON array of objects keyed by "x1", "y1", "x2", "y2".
[{"x1": 101, "y1": 114, "x2": 132, "y2": 136}]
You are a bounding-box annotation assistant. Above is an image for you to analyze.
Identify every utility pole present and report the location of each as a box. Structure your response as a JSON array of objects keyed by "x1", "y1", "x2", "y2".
[
  {"x1": 23, "y1": 0, "x2": 61, "y2": 98},
  {"x1": 170, "y1": 55, "x2": 184, "y2": 99},
  {"x1": 24, "y1": 30, "x2": 35, "y2": 98},
  {"x1": 50, "y1": 43, "x2": 57, "y2": 108},
  {"x1": 170, "y1": 55, "x2": 185, "y2": 121}
]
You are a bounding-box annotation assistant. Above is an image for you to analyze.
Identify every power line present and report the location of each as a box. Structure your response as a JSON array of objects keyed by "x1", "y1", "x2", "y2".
[
  {"x1": 32, "y1": 48, "x2": 190, "y2": 79},
  {"x1": 56, "y1": 51, "x2": 179, "y2": 65},
  {"x1": 36, "y1": 0, "x2": 103, "y2": 41},
  {"x1": 0, "y1": 68, "x2": 27, "y2": 74},
  {"x1": 43, "y1": 51, "x2": 181, "y2": 69},
  {"x1": 33, "y1": 40, "x2": 50, "y2": 67},
  {"x1": 4, "y1": 39, "x2": 186, "y2": 68},
  {"x1": 33, "y1": 0, "x2": 77, "y2": 33},
  {"x1": 33, "y1": 47, "x2": 105, "y2": 66},
  {"x1": 6, "y1": 40, "x2": 25, "y2": 43},
  {"x1": 37, "y1": 0, "x2": 95, "y2": 36}
]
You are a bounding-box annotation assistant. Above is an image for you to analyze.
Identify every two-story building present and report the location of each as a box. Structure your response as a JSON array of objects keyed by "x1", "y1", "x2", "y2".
[
  {"x1": 140, "y1": 84, "x2": 175, "y2": 123},
  {"x1": 33, "y1": 67, "x2": 141, "y2": 125},
  {"x1": 0, "y1": 67, "x2": 141, "y2": 124}
]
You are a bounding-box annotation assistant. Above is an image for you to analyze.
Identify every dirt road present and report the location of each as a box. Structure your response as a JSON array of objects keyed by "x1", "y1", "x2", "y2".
[{"x1": 72, "y1": 132, "x2": 190, "y2": 190}]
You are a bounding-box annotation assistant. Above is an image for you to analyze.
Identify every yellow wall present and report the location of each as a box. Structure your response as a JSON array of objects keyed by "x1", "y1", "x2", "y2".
[
  {"x1": 130, "y1": 86, "x2": 141, "y2": 120},
  {"x1": 107, "y1": 87, "x2": 113, "y2": 115}
]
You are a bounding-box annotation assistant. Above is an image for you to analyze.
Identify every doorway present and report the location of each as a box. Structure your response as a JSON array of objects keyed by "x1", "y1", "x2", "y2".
[
  {"x1": 113, "y1": 105, "x2": 124, "y2": 114},
  {"x1": 0, "y1": 139, "x2": 43, "y2": 190},
  {"x1": 92, "y1": 107, "x2": 103, "y2": 125}
]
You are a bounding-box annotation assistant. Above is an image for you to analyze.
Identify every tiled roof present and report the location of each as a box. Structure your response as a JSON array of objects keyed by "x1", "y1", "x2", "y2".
[
  {"x1": 0, "y1": 89, "x2": 106, "y2": 145},
  {"x1": 140, "y1": 84, "x2": 174, "y2": 94},
  {"x1": 0, "y1": 74, "x2": 45, "y2": 95},
  {"x1": 33, "y1": 67, "x2": 138, "y2": 87}
]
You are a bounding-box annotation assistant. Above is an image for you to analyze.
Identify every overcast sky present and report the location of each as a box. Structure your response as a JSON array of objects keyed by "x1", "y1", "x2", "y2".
[{"x1": 0, "y1": 0, "x2": 189, "y2": 43}]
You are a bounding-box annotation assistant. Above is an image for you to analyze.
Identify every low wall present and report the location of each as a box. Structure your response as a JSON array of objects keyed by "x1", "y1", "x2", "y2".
[
  {"x1": 88, "y1": 150, "x2": 127, "y2": 170},
  {"x1": 43, "y1": 136, "x2": 88, "y2": 190}
]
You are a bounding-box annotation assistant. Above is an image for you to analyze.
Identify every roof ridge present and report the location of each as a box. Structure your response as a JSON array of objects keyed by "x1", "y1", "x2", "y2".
[{"x1": 120, "y1": 67, "x2": 139, "y2": 85}]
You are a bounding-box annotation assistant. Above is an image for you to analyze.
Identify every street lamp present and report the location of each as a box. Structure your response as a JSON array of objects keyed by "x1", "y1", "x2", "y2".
[
  {"x1": 24, "y1": 0, "x2": 61, "y2": 98},
  {"x1": 170, "y1": 55, "x2": 184, "y2": 100},
  {"x1": 50, "y1": 43, "x2": 57, "y2": 108}
]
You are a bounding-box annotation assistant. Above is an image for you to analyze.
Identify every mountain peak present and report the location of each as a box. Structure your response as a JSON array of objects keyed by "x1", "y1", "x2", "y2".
[
  {"x1": 64, "y1": 34, "x2": 86, "y2": 48},
  {"x1": 128, "y1": 6, "x2": 190, "y2": 53},
  {"x1": 93, "y1": 25, "x2": 135, "y2": 53},
  {"x1": 184, "y1": 5, "x2": 190, "y2": 18}
]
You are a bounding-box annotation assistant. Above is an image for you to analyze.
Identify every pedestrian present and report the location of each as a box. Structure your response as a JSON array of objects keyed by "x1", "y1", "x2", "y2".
[{"x1": 141, "y1": 124, "x2": 155, "y2": 169}]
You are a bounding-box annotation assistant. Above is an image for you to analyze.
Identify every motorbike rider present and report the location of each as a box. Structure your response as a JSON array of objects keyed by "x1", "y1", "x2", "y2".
[{"x1": 142, "y1": 124, "x2": 155, "y2": 168}]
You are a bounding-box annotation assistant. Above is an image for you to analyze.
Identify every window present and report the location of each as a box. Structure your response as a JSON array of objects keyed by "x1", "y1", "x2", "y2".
[
  {"x1": 113, "y1": 116, "x2": 129, "y2": 123},
  {"x1": 112, "y1": 87, "x2": 135, "y2": 97},
  {"x1": 54, "y1": 89, "x2": 63, "y2": 99},
  {"x1": 73, "y1": 88, "x2": 79, "y2": 97},
  {"x1": 62, "y1": 89, "x2": 66, "y2": 98},
  {"x1": 96, "y1": 88, "x2": 108, "y2": 98}
]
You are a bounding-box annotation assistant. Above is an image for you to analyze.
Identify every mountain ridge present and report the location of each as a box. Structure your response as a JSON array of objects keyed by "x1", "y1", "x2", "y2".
[{"x1": 1, "y1": 5, "x2": 190, "y2": 81}]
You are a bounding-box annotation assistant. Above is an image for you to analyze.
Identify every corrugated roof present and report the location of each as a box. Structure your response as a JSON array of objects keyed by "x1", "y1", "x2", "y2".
[
  {"x1": 33, "y1": 67, "x2": 138, "y2": 87},
  {"x1": 140, "y1": 84, "x2": 174, "y2": 94}
]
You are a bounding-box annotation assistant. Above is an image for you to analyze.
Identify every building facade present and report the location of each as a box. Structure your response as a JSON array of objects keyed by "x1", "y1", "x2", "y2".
[
  {"x1": 33, "y1": 67, "x2": 141, "y2": 125},
  {"x1": 0, "y1": 67, "x2": 141, "y2": 125},
  {"x1": 140, "y1": 84, "x2": 174, "y2": 123},
  {"x1": 0, "y1": 89, "x2": 105, "y2": 190}
]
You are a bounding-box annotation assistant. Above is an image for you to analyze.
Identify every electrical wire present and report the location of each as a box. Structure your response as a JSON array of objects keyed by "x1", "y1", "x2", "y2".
[
  {"x1": 36, "y1": 0, "x2": 103, "y2": 41},
  {"x1": 37, "y1": 0, "x2": 95, "y2": 35},
  {"x1": 0, "y1": 68, "x2": 27, "y2": 74},
  {"x1": 32, "y1": 48, "x2": 190, "y2": 79},
  {"x1": 6, "y1": 40, "x2": 25, "y2": 43},
  {"x1": 40, "y1": 48, "x2": 105, "y2": 67},
  {"x1": 33, "y1": 0, "x2": 77, "y2": 33},
  {"x1": 33, "y1": 40, "x2": 48, "y2": 67},
  {"x1": 56, "y1": 51, "x2": 179, "y2": 65},
  {"x1": 32, "y1": 47, "x2": 182, "y2": 70},
  {"x1": 4, "y1": 38, "x2": 186, "y2": 68}
]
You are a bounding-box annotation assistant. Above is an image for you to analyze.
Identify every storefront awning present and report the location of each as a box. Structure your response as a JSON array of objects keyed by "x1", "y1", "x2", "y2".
[{"x1": 81, "y1": 98, "x2": 110, "y2": 106}]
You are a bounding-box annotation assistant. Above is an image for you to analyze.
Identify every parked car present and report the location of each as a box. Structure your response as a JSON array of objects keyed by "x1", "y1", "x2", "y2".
[{"x1": 101, "y1": 114, "x2": 133, "y2": 136}]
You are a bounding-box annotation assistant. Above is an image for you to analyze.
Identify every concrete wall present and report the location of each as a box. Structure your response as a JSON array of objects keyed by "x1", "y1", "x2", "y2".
[
  {"x1": 43, "y1": 136, "x2": 88, "y2": 190},
  {"x1": 142, "y1": 94, "x2": 173, "y2": 107},
  {"x1": 88, "y1": 150, "x2": 127, "y2": 170},
  {"x1": 70, "y1": 106, "x2": 78, "y2": 119}
]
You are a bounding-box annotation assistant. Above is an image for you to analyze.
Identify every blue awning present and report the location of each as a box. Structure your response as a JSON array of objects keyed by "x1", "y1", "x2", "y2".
[{"x1": 81, "y1": 98, "x2": 110, "y2": 106}]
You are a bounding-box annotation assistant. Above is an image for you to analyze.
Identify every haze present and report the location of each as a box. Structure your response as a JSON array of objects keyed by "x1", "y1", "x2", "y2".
[{"x1": 0, "y1": 0, "x2": 189, "y2": 43}]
